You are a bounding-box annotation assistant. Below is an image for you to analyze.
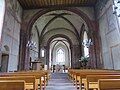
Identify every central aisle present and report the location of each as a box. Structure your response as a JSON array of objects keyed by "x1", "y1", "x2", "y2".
[{"x1": 46, "y1": 73, "x2": 76, "y2": 90}]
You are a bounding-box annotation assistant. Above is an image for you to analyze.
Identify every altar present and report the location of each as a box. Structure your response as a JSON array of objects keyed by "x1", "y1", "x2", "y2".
[
  {"x1": 31, "y1": 61, "x2": 43, "y2": 70},
  {"x1": 53, "y1": 64, "x2": 65, "y2": 73}
]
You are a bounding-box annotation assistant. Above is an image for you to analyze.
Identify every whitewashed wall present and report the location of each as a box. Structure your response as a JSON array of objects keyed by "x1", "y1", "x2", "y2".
[
  {"x1": 1, "y1": 0, "x2": 22, "y2": 72},
  {"x1": 97, "y1": 0, "x2": 120, "y2": 69}
]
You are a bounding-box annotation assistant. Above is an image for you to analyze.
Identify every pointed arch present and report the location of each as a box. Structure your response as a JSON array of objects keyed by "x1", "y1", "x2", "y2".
[{"x1": 50, "y1": 40, "x2": 71, "y2": 66}]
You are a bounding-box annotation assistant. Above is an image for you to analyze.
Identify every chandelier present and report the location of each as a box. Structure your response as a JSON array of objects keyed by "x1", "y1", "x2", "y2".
[
  {"x1": 113, "y1": 0, "x2": 120, "y2": 17},
  {"x1": 27, "y1": 40, "x2": 37, "y2": 50},
  {"x1": 82, "y1": 39, "x2": 93, "y2": 48}
]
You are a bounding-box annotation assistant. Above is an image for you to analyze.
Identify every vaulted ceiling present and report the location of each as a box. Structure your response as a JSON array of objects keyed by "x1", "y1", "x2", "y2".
[{"x1": 18, "y1": 0, "x2": 97, "y2": 9}]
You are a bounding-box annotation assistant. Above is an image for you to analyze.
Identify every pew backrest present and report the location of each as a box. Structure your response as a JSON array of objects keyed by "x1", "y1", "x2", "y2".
[
  {"x1": 0, "y1": 76, "x2": 36, "y2": 90},
  {"x1": 86, "y1": 75, "x2": 120, "y2": 90},
  {"x1": 0, "y1": 80, "x2": 25, "y2": 90},
  {"x1": 98, "y1": 79, "x2": 120, "y2": 90}
]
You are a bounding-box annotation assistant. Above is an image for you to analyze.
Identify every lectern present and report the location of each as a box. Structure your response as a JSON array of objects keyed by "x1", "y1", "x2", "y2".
[{"x1": 31, "y1": 61, "x2": 42, "y2": 70}]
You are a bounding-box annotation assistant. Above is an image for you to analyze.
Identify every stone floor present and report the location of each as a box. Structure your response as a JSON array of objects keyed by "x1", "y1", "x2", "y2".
[{"x1": 46, "y1": 73, "x2": 77, "y2": 90}]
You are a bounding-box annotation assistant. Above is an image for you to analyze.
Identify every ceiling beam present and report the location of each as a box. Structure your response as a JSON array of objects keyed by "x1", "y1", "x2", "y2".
[{"x1": 18, "y1": 0, "x2": 97, "y2": 9}]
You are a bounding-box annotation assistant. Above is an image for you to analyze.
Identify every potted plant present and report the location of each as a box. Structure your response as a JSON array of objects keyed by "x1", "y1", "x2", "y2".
[{"x1": 79, "y1": 56, "x2": 89, "y2": 69}]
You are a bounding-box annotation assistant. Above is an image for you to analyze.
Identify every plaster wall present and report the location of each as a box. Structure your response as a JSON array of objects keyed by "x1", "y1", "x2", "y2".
[
  {"x1": 77, "y1": 7, "x2": 95, "y2": 20},
  {"x1": 96, "y1": 0, "x2": 120, "y2": 69},
  {"x1": 1, "y1": 0, "x2": 22, "y2": 72}
]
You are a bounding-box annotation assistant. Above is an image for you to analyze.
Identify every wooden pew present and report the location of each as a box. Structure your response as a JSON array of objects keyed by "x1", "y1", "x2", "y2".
[
  {"x1": 0, "y1": 70, "x2": 48, "y2": 90},
  {"x1": 0, "y1": 76, "x2": 36, "y2": 90},
  {"x1": 12, "y1": 70, "x2": 49, "y2": 89},
  {"x1": 68, "y1": 69, "x2": 120, "y2": 90},
  {"x1": 80, "y1": 70, "x2": 120, "y2": 90},
  {"x1": 86, "y1": 75, "x2": 120, "y2": 90},
  {"x1": 14, "y1": 70, "x2": 49, "y2": 85},
  {"x1": 0, "y1": 80, "x2": 25, "y2": 90},
  {"x1": 68, "y1": 69, "x2": 77, "y2": 85},
  {"x1": 98, "y1": 79, "x2": 120, "y2": 90}
]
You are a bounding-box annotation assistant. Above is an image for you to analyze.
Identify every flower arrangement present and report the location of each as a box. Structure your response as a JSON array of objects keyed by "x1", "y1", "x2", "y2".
[
  {"x1": 79, "y1": 56, "x2": 89, "y2": 68},
  {"x1": 79, "y1": 56, "x2": 89, "y2": 62}
]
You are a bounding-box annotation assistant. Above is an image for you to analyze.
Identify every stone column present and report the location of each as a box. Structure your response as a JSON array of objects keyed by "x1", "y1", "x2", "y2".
[
  {"x1": 44, "y1": 46, "x2": 49, "y2": 69},
  {"x1": 71, "y1": 45, "x2": 81, "y2": 69},
  {"x1": 18, "y1": 22, "x2": 29, "y2": 71}
]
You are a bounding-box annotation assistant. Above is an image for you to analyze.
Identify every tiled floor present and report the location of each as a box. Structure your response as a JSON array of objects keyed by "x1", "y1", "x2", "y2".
[{"x1": 46, "y1": 73, "x2": 77, "y2": 90}]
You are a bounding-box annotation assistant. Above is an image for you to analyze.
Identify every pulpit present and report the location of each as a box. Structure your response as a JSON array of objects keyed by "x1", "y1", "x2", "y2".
[{"x1": 31, "y1": 61, "x2": 43, "y2": 70}]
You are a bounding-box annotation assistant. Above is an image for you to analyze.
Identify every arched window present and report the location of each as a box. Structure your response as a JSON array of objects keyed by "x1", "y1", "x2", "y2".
[
  {"x1": 0, "y1": 0, "x2": 5, "y2": 39},
  {"x1": 83, "y1": 31, "x2": 89, "y2": 57},
  {"x1": 41, "y1": 49, "x2": 45, "y2": 57},
  {"x1": 56, "y1": 48, "x2": 65, "y2": 64}
]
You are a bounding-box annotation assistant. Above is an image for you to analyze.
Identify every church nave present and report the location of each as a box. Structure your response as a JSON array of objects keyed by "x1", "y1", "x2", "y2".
[{"x1": 1, "y1": 0, "x2": 120, "y2": 89}]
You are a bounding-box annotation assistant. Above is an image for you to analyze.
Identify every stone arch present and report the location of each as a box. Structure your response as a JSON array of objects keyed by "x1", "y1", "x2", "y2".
[
  {"x1": 47, "y1": 34, "x2": 73, "y2": 48},
  {"x1": 19, "y1": 7, "x2": 99, "y2": 70},
  {"x1": 27, "y1": 8, "x2": 94, "y2": 34},
  {"x1": 51, "y1": 40, "x2": 71, "y2": 67},
  {"x1": 42, "y1": 28, "x2": 78, "y2": 45},
  {"x1": 27, "y1": 7, "x2": 95, "y2": 60},
  {"x1": 37, "y1": 14, "x2": 80, "y2": 55},
  {"x1": 45, "y1": 34, "x2": 74, "y2": 67}
]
